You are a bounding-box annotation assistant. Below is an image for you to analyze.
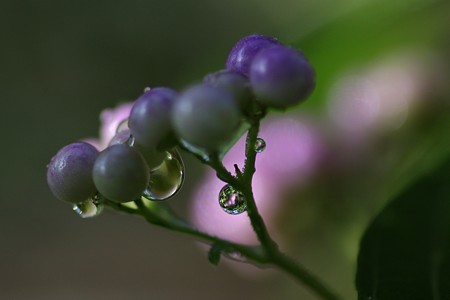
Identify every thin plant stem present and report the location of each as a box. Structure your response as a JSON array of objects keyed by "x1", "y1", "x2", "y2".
[{"x1": 105, "y1": 116, "x2": 343, "y2": 300}]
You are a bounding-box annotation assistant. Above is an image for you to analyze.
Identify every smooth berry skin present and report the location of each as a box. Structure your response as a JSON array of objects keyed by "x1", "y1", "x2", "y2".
[
  {"x1": 47, "y1": 142, "x2": 99, "y2": 203},
  {"x1": 172, "y1": 84, "x2": 241, "y2": 150},
  {"x1": 250, "y1": 45, "x2": 315, "y2": 109},
  {"x1": 226, "y1": 34, "x2": 281, "y2": 76},
  {"x1": 204, "y1": 70, "x2": 252, "y2": 113},
  {"x1": 93, "y1": 144, "x2": 149, "y2": 203},
  {"x1": 129, "y1": 87, "x2": 178, "y2": 150}
]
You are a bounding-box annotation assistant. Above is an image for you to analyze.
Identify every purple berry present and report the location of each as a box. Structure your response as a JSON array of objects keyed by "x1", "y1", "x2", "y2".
[
  {"x1": 249, "y1": 45, "x2": 315, "y2": 109},
  {"x1": 204, "y1": 70, "x2": 252, "y2": 113},
  {"x1": 172, "y1": 84, "x2": 241, "y2": 150},
  {"x1": 226, "y1": 34, "x2": 281, "y2": 76},
  {"x1": 129, "y1": 87, "x2": 178, "y2": 150},
  {"x1": 47, "y1": 142, "x2": 99, "y2": 203},
  {"x1": 93, "y1": 144, "x2": 149, "y2": 203}
]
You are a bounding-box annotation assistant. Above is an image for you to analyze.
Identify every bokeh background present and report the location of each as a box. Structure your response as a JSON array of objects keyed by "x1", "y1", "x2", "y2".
[{"x1": 1, "y1": 0, "x2": 449, "y2": 299}]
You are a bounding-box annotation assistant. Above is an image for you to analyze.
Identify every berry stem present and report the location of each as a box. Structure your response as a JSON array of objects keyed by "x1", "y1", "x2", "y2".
[
  {"x1": 242, "y1": 116, "x2": 279, "y2": 254},
  {"x1": 106, "y1": 197, "x2": 342, "y2": 300},
  {"x1": 105, "y1": 117, "x2": 342, "y2": 300},
  {"x1": 201, "y1": 116, "x2": 343, "y2": 300},
  {"x1": 270, "y1": 252, "x2": 342, "y2": 300}
]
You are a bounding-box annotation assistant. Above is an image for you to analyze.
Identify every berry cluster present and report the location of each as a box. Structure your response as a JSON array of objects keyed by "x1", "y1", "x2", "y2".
[{"x1": 47, "y1": 34, "x2": 315, "y2": 211}]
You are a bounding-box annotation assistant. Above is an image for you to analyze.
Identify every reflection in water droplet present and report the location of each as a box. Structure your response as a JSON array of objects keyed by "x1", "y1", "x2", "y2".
[
  {"x1": 219, "y1": 184, "x2": 246, "y2": 215},
  {"x1": 116, "y1": 118, "x2": 129, "y2": 134},
  {"x1": 254, "y1": 138, "x2": 266, "y2": 153},
  {"x1": 223, "y1": 251, "x2": 247, "y2": 262},
  {"x1": 142, "y1": 148, "x2": 185, "y2": 201},
  {"x1": 73, "y1": 194, "x2": 104, "y2": 218},
  {"x1": 144, "y1": 87, "x2": 151, "y2": 93}
]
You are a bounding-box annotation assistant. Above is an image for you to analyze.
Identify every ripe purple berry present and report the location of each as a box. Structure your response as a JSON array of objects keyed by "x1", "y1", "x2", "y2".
[
  {"x1": 129, "y1": 87, "x2": 178, "y2": 150},
  {"x1": 172, "y1": 84, "x2": 241, "y2": 150},
  {"x1": 250, "y1": 45, "x2": 315, "y2": 109},
  {"x1": 93, "y1": 144, "x2": 149, "y2": 203},
  {"x1": 226, "y1": 34, "x2": 281, "y2": 76},
  {"x1": 47, "y1": 142, "x2": 99, "y2": 203}
]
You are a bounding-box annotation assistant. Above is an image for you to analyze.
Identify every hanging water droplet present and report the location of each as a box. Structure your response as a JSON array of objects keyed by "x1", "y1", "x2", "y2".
[
  {"x1": 142, "y1": 148, "x2": 185, "y2": 201},
  {"x1": 218, "y1": 184, "x2": 246, "y2": 215},
  {"x1": 223, "y1": 251, "x2": 247, "y2": 262},
  {"x1": 73, "y1": 194, "x2": 104, "y2": 218},
  {"x1": 254, "y1": 138, "x2": 266, "y2": 153},
  {"x1": 116, "y1": 118, "x2": 129, "y2": 133}
]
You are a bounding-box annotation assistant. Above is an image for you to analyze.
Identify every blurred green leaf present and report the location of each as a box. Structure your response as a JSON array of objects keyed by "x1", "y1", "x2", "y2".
[
  {"x1": 293, "y1": 0, "x2": 449, "y2": 111},
  {"x1": 355, "y1": 156, "x2": 450, "y2": 299}
]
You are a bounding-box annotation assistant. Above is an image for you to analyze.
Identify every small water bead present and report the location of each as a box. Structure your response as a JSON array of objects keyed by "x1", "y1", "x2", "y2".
[
  {"x1": 143, "y1": 87, "x2": 151, "y2": 92},
  {"x1": 254, "y1": 138, "x2": 266, "y2": 153},
  {"x1": 223, "y1": 251, "x2": 247, "y2": 262},
  {"x1": 218, "y1": 184, "x2": 247, "y2": 215},
  {"x1": 142, "y1": 148, "x2": 185, "y2": 201},
  {"x1": 73, "y1": 194, "x2": 104, "y2": 218}
]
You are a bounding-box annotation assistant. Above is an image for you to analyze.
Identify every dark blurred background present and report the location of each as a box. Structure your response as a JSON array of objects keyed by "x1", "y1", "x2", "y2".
[{"x1": 1, "y1": 0, "x2": 449, "y2": 299}]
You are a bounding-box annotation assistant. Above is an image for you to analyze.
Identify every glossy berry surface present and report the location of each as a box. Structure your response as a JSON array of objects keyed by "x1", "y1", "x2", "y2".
[
  {"x1": 172, "y1": 84, "x2": 241, "y2": 150},
  {"x1": 204, "y1": 69, "x2": 252, "y2": 113},
  {"x1": 93, "y1": 144, "x2": 149, "y2": 203},
  {"x1": 47, "y1": 142, "x2": 99, "y2": 203},
  {"x1": 226, "y1": 34, "x2": 281, "y2": 76},
  {"x1": 129, "y1": 87, "x2": 178, "y2": 150},
  {"x1": 250, "y1": 45, "x2": 315, "y2": 109}
]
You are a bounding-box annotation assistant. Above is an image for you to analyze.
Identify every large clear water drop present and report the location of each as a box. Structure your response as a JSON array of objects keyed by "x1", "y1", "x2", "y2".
[
  {"x1": 218, "y1": 184, "x2": 246, "y2": 215},
  {"x1": 142, "y1": 148, "x2": 185, "y2": 201},
  {"x1": 73, "y1": 194, "x2": 104, "y2": 218},
  {"x1": 254, "y1": 138, "x2": 266, "y2": 153}
]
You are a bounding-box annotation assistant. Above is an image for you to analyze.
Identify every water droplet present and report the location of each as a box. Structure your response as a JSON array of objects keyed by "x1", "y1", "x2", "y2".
[
  {"x1": 219, "y1": 184, "x2": 246, "y2": 215},
  {"x1": 73, "y1": 194, "x2": 104, "y2": 218},
  {"x1": 116, "y1": 118, "x2": 129, "y2": 133},
  {"x1": 254, "y1": 138, "x2": 266, "y2": 153},
  {"x1": 223, "y1": 251, "x2": 247, "y2": 262},
  {"x1": 143, "y1": 87, "x2": 151, "y2": 93},
  {"x1": 142, "y1": 148, "x2": 185, "y2": 201}
]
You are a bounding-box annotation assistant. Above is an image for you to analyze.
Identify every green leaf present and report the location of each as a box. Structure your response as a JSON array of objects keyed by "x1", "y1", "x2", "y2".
[
  {"x1": 208, "y1": 244, "x2": 222, "y2": 266},
  {"x1": 356, "y1": 156, "x2": 450, "y2": 299}
]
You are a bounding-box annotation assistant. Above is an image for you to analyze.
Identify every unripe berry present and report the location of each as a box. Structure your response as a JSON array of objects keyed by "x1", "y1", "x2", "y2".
[
  {"x1": 226, "y1": 34, "x2": 281, "y2": 76},
  {"x1": 93, "y1": 144, "x2": 149, "y2": 203},
  {"x1": 204, "y1": 70, "x2": 252, "y2": 114},
  {"x1": 129, "y1": 87, "x2": 178, "y2": 150},
  {"x1": 250, "y1": 45, "x2": 315, "y2": 109},
  {"x1": 47, "y1": 142, "x2": 99, "y2": 203},
  {"x1": 172, "y1": 84, "x2": 241, "y2": 150}
]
